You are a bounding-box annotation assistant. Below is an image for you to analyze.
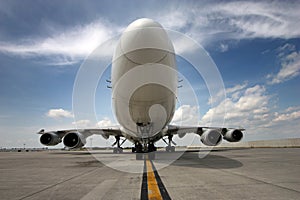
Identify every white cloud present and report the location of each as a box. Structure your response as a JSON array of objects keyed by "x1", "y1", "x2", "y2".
[
  {"x1": 208, "y1": 82, "x2": 247, "y2": 105},
  {"x1": 157, "y1": 1, "x2": 300, "y2": 47},
  {"x1": 171, "y1": 105, "x2": 199, "y2": 126},
  {"x1": 200, "y1": 82, "x2": 300, "y2": 141},
  {"x1": 226, "y1": 82, "x2": 248, "y2": 94},
  {"x1": 171, "y1": 35, "x2": 199, "y2": 54},
  {"x1": 262, "y1": 106, "x2": 300, "y2": 131},
  {"x1": 1, "y1": 1, "x2": 299, "y2": 63},
  {"x1": 236, "y1": 85, "x2": 268, "y2": 111},
  {"x1": 211, "y1": 1, "x2": 300, "y2": 39},
  {"x1": 72, "y1": 119, "x2": 91, "y2": 127},
  {"x1": 277, "y1": 43, "x2": 296, "y2": 56},
  {"x1": 97, "y1": 117, "x2": 115, "y2": 127},
  {"x1": 0, "y1": 20, "x2": 121, "y2": 65},
  {"x1": 43, "y1": 56, "x2": 80, "y2": 66},
  {"x1": 46, "y1": 108, "x2": 73, "y2": 119},
  {"x1": 201, "y1": 84, "x2": 270, "y2": 127},
  {"x1": 273, "y1": 110, "x2": 300, "y2": 122},
  {"x1": 158, "y1": 10, "x2": 190, "y2": 30},
  {"x1": 219, "y1": 43, "x2": 229, "y2": 52},
  {"x1": 285, "y1": 106, "x2": 300, "y2": 113},
  {"x1": 268, "y1": 44, "x2": 300, "y2": 84},
  {"x1": 173, "y1": 79, "x2": 300, "y2": 140}
]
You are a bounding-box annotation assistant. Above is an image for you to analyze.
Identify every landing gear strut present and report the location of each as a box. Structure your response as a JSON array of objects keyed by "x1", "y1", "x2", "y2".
[
  {"x1": 112, "y1": 136, "x2": 125, "y2": 154},
  {"x1": 147, "y1": 143, "x2": 156, "y2": 160},
  {"x1": 166, "y1": 146, "x2": 175, "y2": 152},
  {"x1": 135, "y1": 143, "x2": 143, "y2": 160},
  {"x1": 134, "y1": 142, "x2": 157, "y2": 160},
  {"x1": 163, "y1": 135, "x2": 176, "y2": 152},
  {"x1": 148, "y1": 142, "x2": 157, "y2": 152}
]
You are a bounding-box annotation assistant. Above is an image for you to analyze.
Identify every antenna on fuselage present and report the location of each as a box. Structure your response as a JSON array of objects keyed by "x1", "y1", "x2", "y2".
[
  {"x1": 106, "y1": 78, "x2": 112, "y2": 89},
  {"x1": 177, "y1": 78, "x2": 183, "y2": 88}
]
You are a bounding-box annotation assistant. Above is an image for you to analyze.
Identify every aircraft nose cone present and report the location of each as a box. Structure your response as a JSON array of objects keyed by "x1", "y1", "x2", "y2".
[
  {"x1": 126, "y1": 18, "x2": 163, "y2": 31},
  {"x1": 116, "y1": 18, "x2": 174, "y2": 64}
]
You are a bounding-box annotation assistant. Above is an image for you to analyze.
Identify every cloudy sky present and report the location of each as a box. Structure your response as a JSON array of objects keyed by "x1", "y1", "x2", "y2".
[{"x1": 0, "y1": 0, "x2": 300, "y2": 148}]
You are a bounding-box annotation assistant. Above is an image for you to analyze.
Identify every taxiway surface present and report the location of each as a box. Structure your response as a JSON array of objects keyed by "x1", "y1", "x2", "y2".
[{"x1": 1, "y1": 148, "x2": 299, "y2": 200}]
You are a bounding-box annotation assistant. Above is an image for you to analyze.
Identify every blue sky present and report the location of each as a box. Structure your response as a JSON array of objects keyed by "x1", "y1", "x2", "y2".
[{"x1": 0, "y1": 0, "x2": 300, "y2": 148}]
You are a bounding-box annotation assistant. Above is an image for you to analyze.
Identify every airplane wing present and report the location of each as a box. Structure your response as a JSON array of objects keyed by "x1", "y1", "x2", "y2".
[
  {"x1": 37, "y1": 126, "x2": 123, "y2": 148},
  {"x1": 166, "y1": 124, "x2": 245, "y2": 146}
]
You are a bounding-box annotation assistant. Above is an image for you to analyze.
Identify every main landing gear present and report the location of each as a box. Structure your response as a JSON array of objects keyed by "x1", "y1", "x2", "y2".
[
  {"x1": 112, "y1": 136, "x2": 126, "y2": 154},
  {"x1": 163, "y1": 135, "x2": 176, "y2": 152},
  {"x1": 166, "y1": 146, "x2": 175, "y2": 152}
]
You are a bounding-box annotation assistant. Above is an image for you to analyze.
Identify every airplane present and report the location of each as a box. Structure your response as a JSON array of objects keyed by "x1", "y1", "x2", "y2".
[{"x1": 38, "y1": 18, "x2": 244, "y2": 160}]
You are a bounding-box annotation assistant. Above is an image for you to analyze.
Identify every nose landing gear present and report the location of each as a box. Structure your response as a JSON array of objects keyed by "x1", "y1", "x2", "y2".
[{"x1": 134, "y1": 142, "x2": 157, "y2": 160}]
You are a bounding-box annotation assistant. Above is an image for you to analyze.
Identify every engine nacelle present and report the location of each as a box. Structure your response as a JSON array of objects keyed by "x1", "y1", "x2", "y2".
[
  {"x1": 201, "y1": 129, "x2": 222, "y2": 146},
  {"x1": 63, "y1": 132, "x2": 86, "y2": 149},
  {"x1": 223, "y1": 129, "x2": 243, "y2": 142},
  {"x1": 40, "y1": 132, "x2": 61, "y2": 146}
]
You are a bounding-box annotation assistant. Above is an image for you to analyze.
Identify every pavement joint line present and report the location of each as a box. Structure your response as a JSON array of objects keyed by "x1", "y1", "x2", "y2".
[
  {"x1": 202, "y1": 163, "x2": 300, "y2": 194},
  {"x1": 80, "y1": 179, "x2": 118, "y2": 200},
  {"x1": 17, "y1": 167, "x2": 99, "y2": 200}
]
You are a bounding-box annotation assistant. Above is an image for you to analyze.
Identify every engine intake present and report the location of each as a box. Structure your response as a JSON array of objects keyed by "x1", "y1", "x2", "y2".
[
  {"x1": 224, "y1": 129, "x2": 243, "y2": 142},
  {"x1": 40, "y1": 132, "x2": 61, "y2": 146},
  {"x1": 63, "y1": 132, "x2": 86, "y2": 149},
  {"x1": 201, "y1": 129, "x2": 222, "y2": 146}
]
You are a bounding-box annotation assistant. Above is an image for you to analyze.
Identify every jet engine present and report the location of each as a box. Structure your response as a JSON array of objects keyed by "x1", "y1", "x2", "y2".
[
  {"x1": 40, "y1": 132, "x2": 61, "y2": 146},
  {"x1": 223, "y1": 129, "x2": 243, "y2": 142},
  {"x1": 201, "y1": 129, "x2": 222, "y2": 146},
  {"x1": 63, "y1": 132, "x2": 86, "y2": 149}
]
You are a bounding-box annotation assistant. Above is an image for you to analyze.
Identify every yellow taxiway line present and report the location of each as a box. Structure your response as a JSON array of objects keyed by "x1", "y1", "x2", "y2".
[{"x1": 146, "y1": 158, "x2": 163, "y2": 200}]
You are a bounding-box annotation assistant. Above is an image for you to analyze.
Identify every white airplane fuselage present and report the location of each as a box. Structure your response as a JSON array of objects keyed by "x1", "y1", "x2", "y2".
[{"x1": 111, "y1": 18, "x2": 177, "y2": 142}]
